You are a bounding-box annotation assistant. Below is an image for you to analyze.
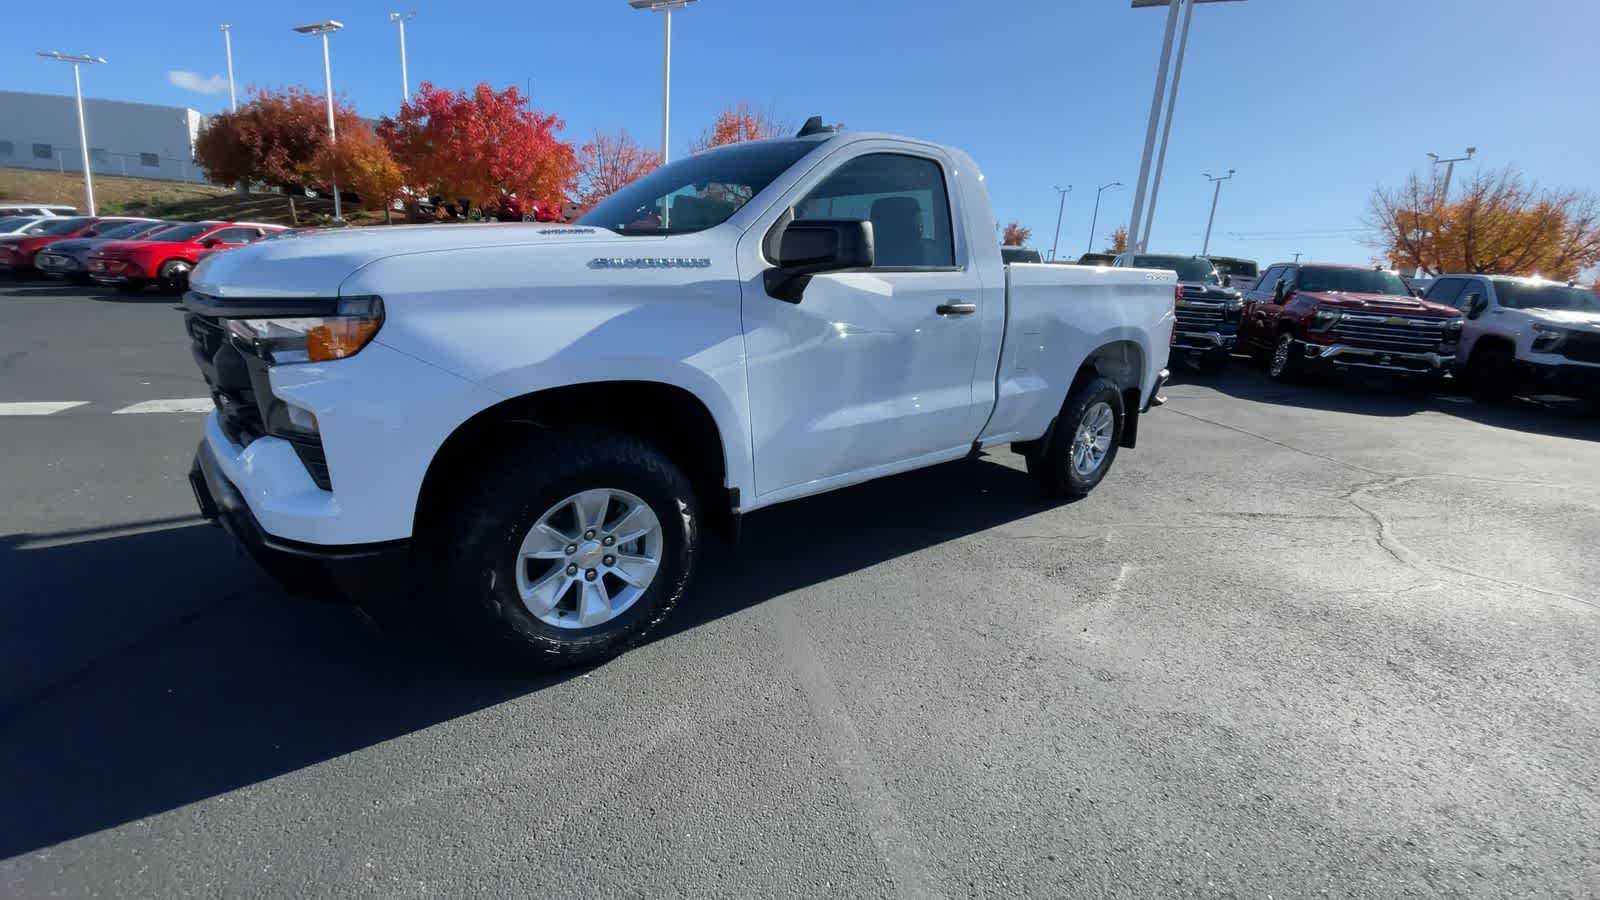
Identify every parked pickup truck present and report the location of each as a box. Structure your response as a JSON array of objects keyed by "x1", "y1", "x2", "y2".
[
  {"x1": 1422, "y1": 274, "x2": 1600, "y2": 401},
  {"x1": 1113, "y1": 252, "x2": 1242, "y2": 374},
  {"x1": 184, "y1": 123, "x2": 1176, "y2": 668},
  {"x1": 1240, "y1": 262, "x2": 1462, "y2": 382}
]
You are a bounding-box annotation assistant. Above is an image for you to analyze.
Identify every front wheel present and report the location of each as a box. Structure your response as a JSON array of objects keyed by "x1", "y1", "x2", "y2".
[
  {"x1": 1026, "y1": 376, "x2": 1124, "y2": 498},
  {"x1": 157, "y1": 260, "x2": 192, "y2": 293},
  {"x1": 1268, "y1": 332, "x2": 1305, "y2": 383},
  {"x1": 442, "y1": 429, "x2": 699, "y2": 670}
]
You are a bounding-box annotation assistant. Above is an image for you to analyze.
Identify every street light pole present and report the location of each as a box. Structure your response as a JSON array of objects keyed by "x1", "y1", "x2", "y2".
[
  {"x1": 220, "y1": 25, "x2": 237, "y2": 111},
  {"x1": 293, "y1": 21, "x2": 345, "y2": 223},
  {"x1": 1049, "y1": 185, "x2": 1072, "y2": 260},
  {"x1": 1140, "y1": 0, "x2": 1195, "y2": 252},
  {"x1": 629, "y1": 1, "x2": 698, "y2": 164},
  {"x1": 1088, "y1": 181, "x2": 1122, "y2": 254},
  {"x1": 1200, "y1": 169, "x2": 1234, "y2": 255},
  {"x1": 390, "y1": 11, "x2": 417, "y2": 104},
  {"x1": 1426, "y1": 147, "x2": 1475, "y2": 201},
  {"x1": 37, "y1": 51, "x2": 106, "y2": 215}
]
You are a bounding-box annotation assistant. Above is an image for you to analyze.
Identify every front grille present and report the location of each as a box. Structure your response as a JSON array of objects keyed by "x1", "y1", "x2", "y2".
[
  {"x1": 1175, "y1": 300, "x2": 1226, "y2": 329},
  {"x1": 1563, "y1": 332, "x2": 1600, "y2": 364},
  {"x1": 185, "y1": 310, "x2": 332, "y2": 491},
  {"x1": 1329, "y1": 313, "x2": 1449, "y2": 353}
]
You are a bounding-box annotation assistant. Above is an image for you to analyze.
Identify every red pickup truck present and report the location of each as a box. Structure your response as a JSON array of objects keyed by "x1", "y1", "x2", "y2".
[
  {"x1": 88, "y1": 221, "x2": 286, "y2": 293},
  {"x1": 1239, "y1": 263, "x2": 1463, "y2": 382}
]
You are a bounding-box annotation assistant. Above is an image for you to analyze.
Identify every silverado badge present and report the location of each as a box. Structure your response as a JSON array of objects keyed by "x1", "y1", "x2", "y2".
[{"x1": 589, "y1": 257, "x2": 712, "y2": 269}]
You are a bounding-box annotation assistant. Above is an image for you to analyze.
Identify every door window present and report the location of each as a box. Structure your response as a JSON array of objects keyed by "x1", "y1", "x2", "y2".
[
  {"x1": 1254, "y1": 266, "x2": 1284, "y2": 296},
  {"x1": 795, "y1": 153, "x2": 955, "y2": 269},
  {"x1": 1424, "y1": 277, "x2": 1466, "y2": 308},
  {"x1": 208, "y1": 227, "x2": 260, "y2": 244}
]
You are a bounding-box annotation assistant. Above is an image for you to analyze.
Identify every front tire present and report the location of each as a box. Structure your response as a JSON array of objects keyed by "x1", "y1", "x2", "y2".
[
  {"x1": 1026, "y1": 376, "x2": 1124, "y2": 498},
  {"x1": 157, "y1": 259, "x2": 192, "y2": 293},
  {"x1": 1268, "y1": 332, "x2": 1305, "y2": 383},
  {"x1": 442, "y1": 429, "x2": 699, "y2": 670}
]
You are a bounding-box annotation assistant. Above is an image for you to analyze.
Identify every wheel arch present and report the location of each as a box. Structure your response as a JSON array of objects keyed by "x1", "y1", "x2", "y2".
[{"x1": 413, "y1": 379, "x2": 736, "y2": 543}]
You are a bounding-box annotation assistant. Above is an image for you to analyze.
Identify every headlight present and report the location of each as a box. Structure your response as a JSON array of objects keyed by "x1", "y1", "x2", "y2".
[
  {"x1": 225, "y1": 296, "x2": 384, "y2": 364},
  {"x1": 1441, "y1": 317, "x2": 1463, "y2": 334},
  {"x1": 1531, "y1": 326, "x2": 1566, "y2": 353},
  {"x1": 1309, "y1": 306, "x2": 1342, "y2": 331}
]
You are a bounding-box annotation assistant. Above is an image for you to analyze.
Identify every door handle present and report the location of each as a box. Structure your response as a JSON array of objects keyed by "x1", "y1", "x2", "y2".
[{"x1": 936, "y1": 301, "x2": 977, "y2": 316}]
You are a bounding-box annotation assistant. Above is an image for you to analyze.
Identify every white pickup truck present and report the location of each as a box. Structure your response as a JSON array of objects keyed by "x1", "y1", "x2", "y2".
[
  {"x1": 184, "y1": 122, "x2": 1176, "y2": 667},
  {"x1": 1421, "y1": 273, "x2": 1600, "y2": 401}
]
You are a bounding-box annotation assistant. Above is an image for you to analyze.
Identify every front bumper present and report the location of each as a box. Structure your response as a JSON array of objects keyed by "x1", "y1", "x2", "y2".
[
  {"x1": 1524, "y1": 361, "x2": 1600, "y2": 397},
  {"x1": 1172, "y1": 330, "x2": 1237, "y2": 352},
  {"x1": 34, "y1": 253, "x2": 83, "y2": 276},
  {"x1": 1303, "y1": 342, "x2": 1454, "y2": 374},
  {"x1": 190, "y1": 439, "x2": 410, "y2": 604}
]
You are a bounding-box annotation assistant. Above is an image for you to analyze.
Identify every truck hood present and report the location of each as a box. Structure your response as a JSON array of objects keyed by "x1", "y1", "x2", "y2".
[
  {"x1": 190, "y1": 223, "x2": 633, "y2": 298},
  {"x1": 1300, "y1": 291, "x2": 1460, "y2": 318},
  {"x1": 1522, "y1": 307, "x2": 1600, "y2": 330}
]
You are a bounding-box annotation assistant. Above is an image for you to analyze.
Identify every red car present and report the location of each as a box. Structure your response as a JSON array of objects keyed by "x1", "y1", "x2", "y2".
[
  {"x1": 0, "y1": 216, "x2": 149, "y2": 279},
  {"x1": 88, "y1": 221, "x2": 287, "y2": 293},
  {"x1": 1238, "y1": 262, "x2": 1464, "y2": 382}
]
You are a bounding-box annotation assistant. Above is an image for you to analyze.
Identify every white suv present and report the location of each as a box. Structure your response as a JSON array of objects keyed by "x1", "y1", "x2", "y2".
[{"x1": 1423, "y1": 274, "x2": 1600, "y2": 401}]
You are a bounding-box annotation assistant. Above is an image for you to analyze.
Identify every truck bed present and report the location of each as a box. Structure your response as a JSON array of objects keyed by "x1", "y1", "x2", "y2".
[{"x1": 978, "y1": 263, "x2": 1176, "y2": 447}]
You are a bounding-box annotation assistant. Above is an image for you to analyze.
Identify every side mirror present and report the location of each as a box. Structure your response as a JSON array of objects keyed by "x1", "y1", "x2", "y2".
[
  {"x1": 1466, "y1": 293, "x2": 1487, "y2": 319},
  {"x1": 1222, "y1": 274, "x2": 1233, "y2": 288},
  {"x1": 200, "y1": 237, "x2": 220, "y2": 248},
  {"x1": 1412, "y1": 287, "x2": 1425, "y2": 298},
  {"x1": 764, "y1": 218, "x2": 875, "y2": 303},
  {"x1": 1272, "y1": 280, "x2": 1287, "y2": 303}
]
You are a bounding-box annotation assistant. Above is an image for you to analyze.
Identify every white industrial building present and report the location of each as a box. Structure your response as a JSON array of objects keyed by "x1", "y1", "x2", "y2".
[{"x1": 0, "y1": 91, "x2": 209, "y2": 184}]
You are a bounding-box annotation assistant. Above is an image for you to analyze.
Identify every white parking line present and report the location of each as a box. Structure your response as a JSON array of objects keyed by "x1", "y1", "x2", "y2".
[
  {"x1": 0, "y1": 401, "x2": 89, "y2": 416},
  {"x1": 113, "y1": 398, "x2": 215, "y2": 415}
]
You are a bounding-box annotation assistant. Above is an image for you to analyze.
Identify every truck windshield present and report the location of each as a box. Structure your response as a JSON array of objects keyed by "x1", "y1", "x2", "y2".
[
  {"x1": 1493, "y1": 281, "x2": 1598, "y2": 311},
  {"x1": 1297, "y1": 267, "x2": 1410, "y2": 296},
  {"x1": 1132, "y1": 255, "x2": 1218, "y2": 283},
  {"x1": 578, "y1": 140, "x2": 818, "y2": 236},
  {"x1": 1210, "y1": 258, "x2": 1258, "y2": 279}
]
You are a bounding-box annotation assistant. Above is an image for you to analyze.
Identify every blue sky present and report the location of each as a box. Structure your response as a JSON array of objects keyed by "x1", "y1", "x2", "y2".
[{"x1": 7, "y1": 0, "x2": 1597, "y2": 266}]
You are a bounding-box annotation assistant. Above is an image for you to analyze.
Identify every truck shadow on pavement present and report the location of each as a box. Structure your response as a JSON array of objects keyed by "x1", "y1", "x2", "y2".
[
  {"x1": 0, "y1": 455, "x2": 1055, "y2": 859},
  {"x1": 1168, "y1": 361, "x2": 1600, "y2": 443}
]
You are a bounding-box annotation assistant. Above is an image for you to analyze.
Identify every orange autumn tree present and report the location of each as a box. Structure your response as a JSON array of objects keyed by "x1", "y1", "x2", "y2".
[
  {"x1": 194, "y1": 86, "x2": 362, "y2": 223},
  {"x1": 690, "y1": 103, "x2": 787, "y2": 152},
  {"x1": 1002, "y1": 222, "x2": 1032, "y2": 246},
  {"x1": 1370, "y1": 165, "x2": 1600, "y2": 280},
  {"x1": 1105, "y1": 226, "x2": 1129, "y2": 254},
  {"x1": 379, "y1": 82, "x2": 578, "y2": 213},
  {"x1": 575, "y1": 129, "x2": 661, "y2": 209},
  {"x1": 313, "y1": 123, "x2": 405, "y2": 224}
]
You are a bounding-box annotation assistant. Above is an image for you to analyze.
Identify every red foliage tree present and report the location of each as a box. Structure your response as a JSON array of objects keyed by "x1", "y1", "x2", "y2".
[
  {"x1": 193, "y1": 86, "x2": 361, "y2": 223},
  {"x1": 378, "y1": 82, "x2": 578, "y2": 213},
  {"x1": 314, "y1": 123, "x2": 405, "y2": 224},
  {"x1": 1001, "y1": 222, "x2": 1032, "y2": 246},
  {"x1": 575, "y1": 129, "x2": 661, "y2": 209},
  {"x1": 690, "y1": 103, "x2": 787, "y2": 152}
]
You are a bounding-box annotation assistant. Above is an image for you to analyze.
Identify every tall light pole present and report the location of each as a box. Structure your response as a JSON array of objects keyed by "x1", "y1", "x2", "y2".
[
  {"x1": 389, "y1": 11, "x2": 417, "y2": 104},
  {"x1": 1127, "y1": 0, "x2": 1246, "y2": 253},
  {"x1": 1049, "y1": 185, "x2": 1072, "y2": 260},
  {"x1": 1427, "y1": 147, "x2": 1475, "y2": 201},
  {"x1": 292, "y1": 21, "x2": 345, "y2": 223},
  {"x1": 1200, "y1": 169, "x2": 1234, "y2": 255},
  {"x1": 37, "y1": 51, "x2": 106, "y2": 215},
  {"x1": 630, "y1": 0, "x2": 697, "y2": 164},
  {"x1": 220, "y1": 25, "x2": 237, "y2": 111},
  {"x1": 1088, "y1": 181, "x2": 1121, "y2": 254},
  {"x1": 1139, "y1": 0, "x2": 1196, "y2": 252}
]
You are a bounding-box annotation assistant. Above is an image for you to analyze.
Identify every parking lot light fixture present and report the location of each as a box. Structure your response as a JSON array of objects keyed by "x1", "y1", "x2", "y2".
[
  {"x1": 1427, "y1": 147, "x2": 1475, "y2": 201},
  {"x1": 292, "y1": 21, "x2": 345, "y2": 223},
  {"x1": 389, "y1": 11, "x2": 417, "y2": 105},
  {"x1": 1088, "y1": 181, "x2": 1121, "y2": 254},
  {"x1": 37, "y1": 51, "x2": 106, "y2": 216},
  {"x1": 629, "y1": 0, "x2": 697, "y2": 163},
  {"x1": 1050, "y1": 186, "x2": 1072, "y2": 260}
]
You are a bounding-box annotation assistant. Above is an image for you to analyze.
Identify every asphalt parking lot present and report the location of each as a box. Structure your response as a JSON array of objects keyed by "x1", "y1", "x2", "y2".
[{"x1": 3, "y1": 281, "x2": 1598, "y2": 898}]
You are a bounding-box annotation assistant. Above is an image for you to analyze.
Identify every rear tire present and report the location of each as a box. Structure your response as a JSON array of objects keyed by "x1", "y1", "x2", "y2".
[
  {"x1": 441, "y1": 428, "x2": 699, "y2": 670},
  {"x1": 1026, "y1": 377, "x2": 1124, "y2": 498}
]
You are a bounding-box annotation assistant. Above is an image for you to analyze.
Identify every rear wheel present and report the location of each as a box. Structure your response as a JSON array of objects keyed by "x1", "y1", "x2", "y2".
[
  {"x1": 441, "y1": 429, "x2": 698, "y2": 670},
  {"x1": 157, "y1": 259, "x2": 192, "y2": 293},
  {"x1": 1026, "y1": 377, "x2": 1124, "y2": 498}
]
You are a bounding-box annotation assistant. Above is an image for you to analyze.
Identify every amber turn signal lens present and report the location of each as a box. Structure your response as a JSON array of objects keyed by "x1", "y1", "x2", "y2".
[{"x1": 307, "y1": 319, "x2": 381, "y2": 362}]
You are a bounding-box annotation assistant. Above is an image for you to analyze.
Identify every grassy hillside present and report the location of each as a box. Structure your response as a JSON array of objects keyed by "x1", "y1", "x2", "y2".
[{"x1": 0, "y1": 167, "x2": 377, "y2": 226}]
